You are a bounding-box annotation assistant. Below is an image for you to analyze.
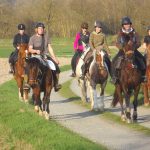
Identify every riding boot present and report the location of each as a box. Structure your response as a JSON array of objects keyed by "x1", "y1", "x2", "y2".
[
  {"x1": 141, "y1": 69, "x2": 147, "y2": 82},
  {"x1": 9, "y1": 63, "x2": 14, "y2": 74},
  {"x1": 53, "y1": 72, "x2": 62, "y2": 92}
]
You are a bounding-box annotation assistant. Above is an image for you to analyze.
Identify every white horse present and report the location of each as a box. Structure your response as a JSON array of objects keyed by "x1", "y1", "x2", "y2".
[{"x1": 76, "y1": 49, "x2": 108, "y2": 111}]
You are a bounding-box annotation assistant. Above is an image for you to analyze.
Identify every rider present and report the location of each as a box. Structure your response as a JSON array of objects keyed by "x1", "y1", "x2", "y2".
[
  {"x1": 111, "y1": 16, "x2": 146, "y2": 84},
  {"x1": 9, "y1": 24, "x2": 29, "y2": 73},
  {"x1": 80, "y1": 20, "x2": 111, "y2": 79},
  {"x1": 70, "y1": 22, "x2": 90, "y2": 77},
  {"x1": 28, "y1": 22, "x2": 61, "y2": 92}
]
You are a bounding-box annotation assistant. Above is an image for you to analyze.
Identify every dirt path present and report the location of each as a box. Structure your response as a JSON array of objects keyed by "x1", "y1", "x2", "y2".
[
  {"x1": 50, "y1": 70, "x2": 150, "y2": 150},
  {"x1": 71, "y1": 79, "x2": 150, "y2": 129}
]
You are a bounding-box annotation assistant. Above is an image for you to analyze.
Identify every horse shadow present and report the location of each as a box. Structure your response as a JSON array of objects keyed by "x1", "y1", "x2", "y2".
[
  {"x1": 52, "y1": 110, "x2": 100, "y2": 121},
  {"x1": 51, "y1": 96, "x2": 80, "y2": 104}
]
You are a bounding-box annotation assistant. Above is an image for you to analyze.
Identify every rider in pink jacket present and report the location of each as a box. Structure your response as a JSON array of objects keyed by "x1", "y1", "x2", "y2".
[{"x1": 70, "y1": 22, "x2": 90, "y2": 77}]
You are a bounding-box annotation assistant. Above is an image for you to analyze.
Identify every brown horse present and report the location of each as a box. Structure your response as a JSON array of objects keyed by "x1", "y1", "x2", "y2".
[
  {"x1": 143, "y1": 44, "x2": 150, "y2": 106},
  {"x1": 13, "y1": 44, "x2": 29, "y2": 102},
  {"x1": 26, "y1": 57, "x2": 53, "y2": 119},
  {"x1": 76, "y1": 49, "x2": 108, "y2": 111},
  {"x1": 111, "y1": 39, "x2": 142, "y2": 123}
]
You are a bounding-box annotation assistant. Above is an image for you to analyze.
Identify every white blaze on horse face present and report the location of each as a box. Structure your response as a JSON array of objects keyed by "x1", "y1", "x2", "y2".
[{"x1": 100, "y1": 50, "x2": 105, "y2": 67}]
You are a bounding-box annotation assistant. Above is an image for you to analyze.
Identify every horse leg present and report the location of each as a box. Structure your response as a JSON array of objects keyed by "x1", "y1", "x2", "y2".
[
  {"x1": 23, "y1": 88, "x2": 30, "y2": 103},
  {"x1": 88, "y1": 81, "x2": 98, "y2": 111},
  {"x1": 16, "y1": 77, "x2": 24, "y2": 101},
  {"x1": 115, "y1": 84, "x2": 126, "y2": 121},
  {"x1": 98, "y1": 83, "x2": 106, "y2": 112},
  {"x1": 32, "y1": 88, "x2": 41, "y2": 113},
  {"x1": 78, "y1": 79, "x2": 87, "y2": 103},
  {"x1": 132, "y1": 85, "x2": 140, "y2": 121},
  {"x1": 42, "y1": 88, "x2": 52, "y2": 120},
  {"x1": 143, "y1": 83, "x2": 150, "y2": 106},
  {"x1": 124, "y1": 91, "x2": 131, "y2": 123}
]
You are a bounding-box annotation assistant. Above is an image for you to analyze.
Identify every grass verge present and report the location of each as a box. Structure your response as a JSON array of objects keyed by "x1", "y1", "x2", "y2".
[{"x1": 0, "y1": 80, "x2": 107, "y2": 150}]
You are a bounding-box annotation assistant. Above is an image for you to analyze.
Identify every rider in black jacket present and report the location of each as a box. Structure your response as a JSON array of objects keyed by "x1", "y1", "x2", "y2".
[{"x1": 9, "y1": 24, "x2": 29, "y2": 73}]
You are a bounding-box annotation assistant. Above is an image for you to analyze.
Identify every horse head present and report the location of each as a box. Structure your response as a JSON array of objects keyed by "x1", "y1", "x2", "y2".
[
  {"x1": 94, "y1": 48, "x2": 105, "y2": 69},
  {"x1": 18, "y1": 44, "x2": 29, "y2": 67},
  {"x1": 26, "y1": 57, "x2": 43, "y2": 87},
  {"x1": 122, "y1": 34, "x2": 135, "y2": 67}
]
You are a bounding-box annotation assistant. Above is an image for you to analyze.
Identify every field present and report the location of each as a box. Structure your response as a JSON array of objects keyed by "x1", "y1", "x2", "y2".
[{"x1": 0, "y1": 35, "x2": 117, "y2": 58}]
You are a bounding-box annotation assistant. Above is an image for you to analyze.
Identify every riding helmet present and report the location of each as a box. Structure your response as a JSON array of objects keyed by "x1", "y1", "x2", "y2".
[
  {"x1": 121, "y1": 17, "x2": 132, "y2": 25},
  {"x1": 81, "y1": 22, "x2": 88, "y2": 29},
  {"x1": 35, "y1": 22, "x2": 45, "y2": 28},
  {"x1": 94, "y1": 20, "x2": 102, "y2": 28},
  {"x1": 18, "y1": 24, "x2": 25, "y2": 30}
]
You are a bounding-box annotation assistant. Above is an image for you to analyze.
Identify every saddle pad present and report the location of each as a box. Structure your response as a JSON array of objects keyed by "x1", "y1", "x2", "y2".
[{"x1": 47, "y1": 60, "x2": 56, "y2": 70}]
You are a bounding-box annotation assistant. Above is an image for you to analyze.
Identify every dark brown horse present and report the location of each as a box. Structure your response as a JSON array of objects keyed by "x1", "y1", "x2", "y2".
[
  {"x1": 13, "y1": 44, "x2": 29, "y2": 102},
  {"x1": 111, "y1": 38, "x2": 142, "y2": 123},
  {"x1": 76, "y1": 49, "x2": 108, "y2": 111},
  {"x1": 26, "y1": 57, "x2": 53, "y2": 119},
  {"x1": 143, "y1": 43, "x2": 150, "y2": 106}
]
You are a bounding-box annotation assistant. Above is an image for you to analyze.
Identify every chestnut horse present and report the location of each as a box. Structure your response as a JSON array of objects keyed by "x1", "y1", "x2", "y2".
[
  {"x1": 111, "y1": 37, "x2": 142, "y2": 123},
  {"x1": 76, "y1": 49, "x2": 108, "y2": 111},
  {"x1": 143, "y1": 43, "x2": 150, "y2": 106},
  {"x1": 13, "y1": 44, "x2": 29, "y2": 102},
  {"x1": 26, "y1": 57, "x2": 53, "y2": 119}
]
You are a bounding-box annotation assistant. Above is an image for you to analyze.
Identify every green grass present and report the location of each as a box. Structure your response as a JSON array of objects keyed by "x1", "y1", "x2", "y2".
[
  {"x1": 0, "y1": 80, "x2": 106, "y2": 150},
  {"x1": 0, "y1": 37, "x2": 117, "y2": 58},
  {"x1": 59, "y1": 79, "x2": 150, "y2": 135},
  {"x1": 60, "y1": 65, "x2": 71, "y2": 72},
  {"x1": 0, "y1": 38, "x2": 74, "y2": 58}
]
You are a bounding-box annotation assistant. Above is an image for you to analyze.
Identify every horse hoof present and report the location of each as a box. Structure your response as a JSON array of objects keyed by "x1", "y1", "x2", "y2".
[
  {"x1": 126, "y1": 119, "x2": 131, "y2": 124},
  {"x1": 121, "y1": 115, "x2": 126, "y2": 122},
  {"x1": 132, "y1": 111, "x2": 137, "y2": 121},
  {"x1": 144, "y1": 103, "x2": 150, "y2": 107},
  {"x1": 34, "y1": 106, "x2": 39, "y2": 112},
  {"x1": 43, "y1": 111, "x2": 49, "y2": 120},
  {"x1": 24, "y1": 99, "x2": 28, "y2": 103},
  {"x1": 97, "y1": 104, "x2": 104, "y2": 111},
  {"x1": 39, "y1": 110, "x2": 43, "y2": 116}
]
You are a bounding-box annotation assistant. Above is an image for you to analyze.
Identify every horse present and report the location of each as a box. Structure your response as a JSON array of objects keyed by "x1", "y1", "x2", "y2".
[
  {"x1": 76, "y1": 48, "x2": 108, "y2": 111},
  {"x1": 26, "y1": 57, "x2": 53, "y2": 120},
  {"x1": 143, "y1": 43, "x2": 150, "y2": 106},
  {"x1": 111, "y1": 36, "x2": 142, "y2": 123},
  {"x1": 13, "y1": 44, "x2": 30, "y2": 102}
]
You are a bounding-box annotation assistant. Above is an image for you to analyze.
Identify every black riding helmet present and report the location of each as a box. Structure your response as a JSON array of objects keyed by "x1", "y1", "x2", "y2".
[
  {"x1": 35, "y1": 22, "x2": 45, "y2": 28},
  {"x1": 81, "y1": 22, "x2": 88, "y2": 29},
  {"x1": 18, "y1": 24, "x2": 25, "y2": 30},
  {"x1": 94, "y1": 20, "x2": 102, "y2": 28},
  {"x1": 121, "y1": 17, "x2": 132, "y2": 26}
]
